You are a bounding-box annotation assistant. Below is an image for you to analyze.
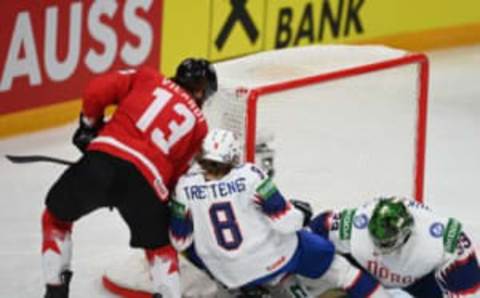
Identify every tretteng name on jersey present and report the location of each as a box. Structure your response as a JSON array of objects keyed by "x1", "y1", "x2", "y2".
[{"x1": 182, "y1": 177, "x2": 247, "y2": 200}]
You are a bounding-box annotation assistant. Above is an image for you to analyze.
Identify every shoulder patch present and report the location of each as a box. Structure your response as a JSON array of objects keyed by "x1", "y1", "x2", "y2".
[
  {"x1": 429, "y1": 222, "x2": 445, "y2": 238},
  {"x1": 340, "y1": 209, "x2": 357, "y2": 240},
  {"x1": 443, "y1": 218, "x2": 462, "y2": 253}
]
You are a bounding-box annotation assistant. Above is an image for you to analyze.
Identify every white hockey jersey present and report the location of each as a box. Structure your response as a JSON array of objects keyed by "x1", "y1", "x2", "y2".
[
  {"x1": 169, "y1": 163, "x2": 304, "y2": 288},
  {"x1": 321, "y1": 198, "x2": 479, "y2": 296}
]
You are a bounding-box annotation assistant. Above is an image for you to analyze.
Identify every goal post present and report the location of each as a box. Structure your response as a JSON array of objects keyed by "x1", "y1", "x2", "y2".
[{"x1": 245, "y1": 53, "x2": 429, "y2": 202}]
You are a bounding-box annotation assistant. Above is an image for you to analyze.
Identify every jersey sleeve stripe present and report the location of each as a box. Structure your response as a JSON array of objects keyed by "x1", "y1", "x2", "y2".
[
  {"x1": 255, "y1": 189, "x2": 291, "y2": 219},
  {"x1": 339, "y1": 209, "x2": 356, "y2": 240},
  {"x1": 256, "y1": 178, "x2": 277, "y2": 199},
  {"x1": 440, "y1": 251, "x2": 480, "y2": 295},
  {"x1": 443, "y1": 218, "x2": 462, "y2": 253},
  {"x1": 344, "y1": 270, "x2": 381, "y2": 297},
  {"x1": 255, "y1": 178, "x2": 292, "y2": 219}
]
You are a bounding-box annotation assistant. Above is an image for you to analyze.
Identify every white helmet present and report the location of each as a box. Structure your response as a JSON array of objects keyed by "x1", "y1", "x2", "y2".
[{"x1": 201, "y1": 128, "x2": 241, "y2": 165}]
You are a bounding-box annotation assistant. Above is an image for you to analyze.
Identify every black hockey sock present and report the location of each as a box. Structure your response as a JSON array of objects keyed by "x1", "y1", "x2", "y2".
[{"x1": 44, "y1": 270, "x2": 73, "y2": 298}]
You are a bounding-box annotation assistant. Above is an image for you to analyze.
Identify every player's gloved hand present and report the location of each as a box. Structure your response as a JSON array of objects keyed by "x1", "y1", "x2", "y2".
[
  {"x1": 72, "y1": 113, "x2": 104, "y2": 153},
  {"x1": 308, "y1": 211, "x2": 333, "y2": 238},
  {"x1": 290, "y1": 199, "x2": 313, "y2": 226}
]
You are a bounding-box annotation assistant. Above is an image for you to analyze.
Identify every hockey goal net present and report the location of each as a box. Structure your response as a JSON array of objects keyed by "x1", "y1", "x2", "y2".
[
  {"x1": 102, "y1": 45, "x2": 429, "y2": 297},
  {"x1": 204, "y1": 44, "x2": 429, "y2": 208}
]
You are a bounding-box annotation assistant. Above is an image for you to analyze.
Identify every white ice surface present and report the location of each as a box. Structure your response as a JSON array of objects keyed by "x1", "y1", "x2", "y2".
[{"x1": 1, "y1": 45, "x2": 479, "y2": 297}]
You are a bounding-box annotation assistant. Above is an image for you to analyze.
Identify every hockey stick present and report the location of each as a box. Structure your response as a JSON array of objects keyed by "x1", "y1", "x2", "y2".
[{"x1": 5, "y1": 154, "x2": 75, "y2": 166}]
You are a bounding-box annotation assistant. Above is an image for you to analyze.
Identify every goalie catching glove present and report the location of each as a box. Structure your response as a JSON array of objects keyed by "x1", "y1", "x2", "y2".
[
  {"x1": 290, "y1": 199, "x2": 313, "y2": 226},
  {"x1": 72, "y1": 114, "x2": 104, "y2": 153}
]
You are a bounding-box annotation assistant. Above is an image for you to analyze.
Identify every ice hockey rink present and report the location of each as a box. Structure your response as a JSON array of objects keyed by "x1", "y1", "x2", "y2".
[{"x1": 0, "y1": 44, "x2": 479, "y2": 297}]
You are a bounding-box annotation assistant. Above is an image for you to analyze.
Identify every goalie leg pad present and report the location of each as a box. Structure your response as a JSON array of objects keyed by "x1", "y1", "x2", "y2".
[
  {"x1": 145, "y1": 245, "x2": 181, "y2": 298},
  {"x1": 41, "y1": 209, "x2": 73, "y2": 285}
]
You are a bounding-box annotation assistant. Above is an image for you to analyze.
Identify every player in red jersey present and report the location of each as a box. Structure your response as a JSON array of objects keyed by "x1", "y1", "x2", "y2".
[{"x1": 41, "y1": 58, "x2": 217, "y2": 298}]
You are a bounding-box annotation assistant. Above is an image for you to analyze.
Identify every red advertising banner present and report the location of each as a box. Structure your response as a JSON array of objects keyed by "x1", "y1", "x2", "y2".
[{"x1": 0, "y1": 0, "x2": 162, "y2": 115}]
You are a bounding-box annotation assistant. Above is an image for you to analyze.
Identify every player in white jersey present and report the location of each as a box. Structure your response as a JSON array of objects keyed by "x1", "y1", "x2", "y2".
[
  {"x1": 169, "y1": 128, "x2": 393, "y2": 297},
  {"x1": 308, "y1": 196, "x2": 480, "y2": 297}
]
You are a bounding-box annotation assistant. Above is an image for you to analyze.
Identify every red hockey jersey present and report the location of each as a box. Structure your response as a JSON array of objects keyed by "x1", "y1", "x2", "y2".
[{"x1": 84, "y1": 67, "x2": 208, "y2": 201}]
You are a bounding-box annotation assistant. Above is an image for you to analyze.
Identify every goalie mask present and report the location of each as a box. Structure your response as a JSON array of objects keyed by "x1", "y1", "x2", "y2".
[
  {"x1": 368, "y1": 197, "x2": 414, "y2": 254},
  {"x1": 200, "y1": 128, "x2": 241, "y2": 166}
]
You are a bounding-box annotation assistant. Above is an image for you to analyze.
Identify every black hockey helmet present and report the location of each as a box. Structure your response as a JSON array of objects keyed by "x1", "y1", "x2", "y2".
[{"x1": 173, "y1": 58, "x2": 217, "y2": 106}]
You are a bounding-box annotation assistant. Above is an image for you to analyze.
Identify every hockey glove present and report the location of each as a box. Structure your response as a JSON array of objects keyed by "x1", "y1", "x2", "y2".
[
  {"x1": 308, "y1": 211, "x2": 333, "y2": 238},
  {"x1": 290, "y1": 199, "x2": 313, "y2": 226},
  {"x1": 72, "y1": 114, "x2": 103, "y2": 153}
]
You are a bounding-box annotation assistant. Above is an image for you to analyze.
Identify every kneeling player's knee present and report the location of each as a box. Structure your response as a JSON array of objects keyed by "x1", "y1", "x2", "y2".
[
  {"x1": 45, "y1": 183, "x2": 81, "y2": 222},
  {"x1": 42, "y1": 209, "x2": 73, "y2": 233},
  {"x1": 295, "y1": 231, "x2": 335, "y2": 278}
]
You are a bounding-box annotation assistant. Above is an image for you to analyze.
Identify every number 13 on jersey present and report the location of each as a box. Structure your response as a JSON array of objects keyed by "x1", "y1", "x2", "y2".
[{"x1": 136, "y1": 87, "x2": 196, "y2": 154}]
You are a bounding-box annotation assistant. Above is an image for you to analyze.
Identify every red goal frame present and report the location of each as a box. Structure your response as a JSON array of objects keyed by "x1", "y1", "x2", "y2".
[{"x1": 244, "y1": 53, "x2": 429, "y2": 202}]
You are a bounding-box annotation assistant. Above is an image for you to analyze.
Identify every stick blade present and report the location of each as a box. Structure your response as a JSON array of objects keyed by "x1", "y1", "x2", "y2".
[
  {"x1": 5, "y1": 154, "x2": 37, "y2": 163},
  {"x1": 5, "y1": 154, "x2": 74, "y2": 166}
]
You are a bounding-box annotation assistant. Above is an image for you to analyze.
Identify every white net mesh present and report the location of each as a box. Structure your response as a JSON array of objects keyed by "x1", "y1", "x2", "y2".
[
  {"x1": 203, "y1": 87, "x2": 247, "y2": 149},
  {"x1": 211, "y1": 45, "x2": 408, "y2": 88}
]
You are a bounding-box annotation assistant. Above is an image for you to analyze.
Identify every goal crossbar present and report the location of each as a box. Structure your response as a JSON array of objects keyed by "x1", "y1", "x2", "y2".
[{"x1": 244, "y1": 53, "x2": 429, "y2": 202}]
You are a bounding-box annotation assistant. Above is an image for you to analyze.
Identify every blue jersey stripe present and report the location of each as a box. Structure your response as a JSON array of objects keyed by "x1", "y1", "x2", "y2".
[
  {"x1": 258, "y1": 190, "x2": 290, "y2": 219},
  {"x1": 440, "y1": 252, "x2": 480, "y2": 294},
  {"x1": 170, "y1": 216, "x2": 193, "y2": 240},
  {"x1": 345, "y1": 270, "x2": 382, "y2": 297}
]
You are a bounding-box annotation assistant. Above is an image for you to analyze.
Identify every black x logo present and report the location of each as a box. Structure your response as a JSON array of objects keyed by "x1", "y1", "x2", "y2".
[{"x1": 215, "y1": 0, "x2": 259, "y2": 50}]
